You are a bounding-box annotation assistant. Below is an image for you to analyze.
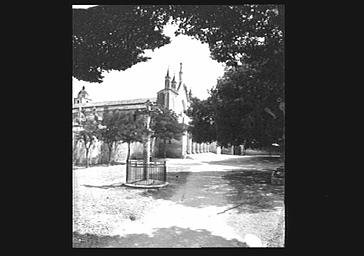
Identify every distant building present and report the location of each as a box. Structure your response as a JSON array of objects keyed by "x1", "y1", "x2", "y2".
[{"x1": 72, "y1": 63, "x2": 215, "y2": 165}]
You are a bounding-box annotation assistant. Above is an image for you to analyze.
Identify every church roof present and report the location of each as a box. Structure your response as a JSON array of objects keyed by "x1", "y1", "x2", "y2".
[{"x1": 73, "y1": 97, "x2": 157, "y2": 108}]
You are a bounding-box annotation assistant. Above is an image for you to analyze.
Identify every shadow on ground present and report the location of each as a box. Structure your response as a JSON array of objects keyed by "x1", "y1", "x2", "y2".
[
  {"x1": 221, "y1": 171, "x2": 284, "y2": 213},
  {"x1": 73, "y1": 226, "x2": 248, "y2": 248},
  {"x1": 143, "y1": 170, "x2": 284, "y2": 213},
  {"x1": 202, "y1": 156, "x2": 282, "y2": 168},
  {"x1": 82, "y1": 183, "x2": 124, "y2": 189}
]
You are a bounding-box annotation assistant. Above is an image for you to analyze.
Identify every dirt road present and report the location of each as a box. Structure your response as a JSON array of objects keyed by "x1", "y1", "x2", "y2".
[{"x1": 73, "y1": 154, "x2": 285, "y2": 247}]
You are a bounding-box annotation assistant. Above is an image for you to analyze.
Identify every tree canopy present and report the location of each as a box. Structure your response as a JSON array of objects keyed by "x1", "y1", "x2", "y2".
[
  {"x1": 186, "y1": 96, "x2": 216, "y2": 143},
  {"x1": 111, "y1": 110, "x2": 145, "y2": 144},
  {"x1": 170, "y1": 5, "x2": 284, "y2": 80},
  {"x1": 150, "y1": 107, "x2": 186, "y2": 143},
  {"x1": 73, "y1": 5, "x2": 284, "y2": 85},
  {"x1": 73, "y1": 5, "x2": 171, "y2": 83},
  {"x1": 210, "y1": 66, "x2": 284, "y2": 149},
  {"x1": 177, "y1": 5, "x2": 284, "y2": 149}
]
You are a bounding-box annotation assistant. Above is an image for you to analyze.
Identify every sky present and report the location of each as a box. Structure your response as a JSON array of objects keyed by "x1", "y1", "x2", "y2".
[{"x1": 72, "y1": 5, "x2": 226, "y2": 102}]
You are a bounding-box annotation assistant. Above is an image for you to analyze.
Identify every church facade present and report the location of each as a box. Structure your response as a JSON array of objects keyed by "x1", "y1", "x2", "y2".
[{"x1": 72, "y1": 63, "x2": 217, "y2": 166}]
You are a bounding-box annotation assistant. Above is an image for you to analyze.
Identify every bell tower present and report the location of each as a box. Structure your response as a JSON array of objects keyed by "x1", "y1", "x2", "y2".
[{"x1": 157, "y1": 67, "x2": 178, "y2": 110}]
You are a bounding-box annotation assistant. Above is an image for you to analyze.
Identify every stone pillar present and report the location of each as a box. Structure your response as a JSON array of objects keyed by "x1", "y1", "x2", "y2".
[
  {"x1": 230, "y1": 145, "x2": 234, "y2": 155},
  {"x1": 187, "y1": 135, "x2": 191, "y2": 154},
  {"x1": 143, "y1": 114, "x2": 151, "y2": 181},
  {"x1": 216, "y1": 146, "x2": 221, "y2": 154},
  {"x1": 197, "y1": 143, "x2": 201, "y2": 153},
  {"x1": 187, "y1": 134, "x2": 192, "y2": 154},
  {"x1": 202, "y1": 143, "x2": 206, "y2": 153},
  {"x1": 181, "y1": 133, "x2": 187, "y2": 159},
  {"x1": 192, "y1": 142, "x2": 196, "y2": 154}
]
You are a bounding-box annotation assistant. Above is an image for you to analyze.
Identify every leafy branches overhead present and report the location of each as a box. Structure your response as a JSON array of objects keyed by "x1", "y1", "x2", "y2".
[
  {"x1": 169, "y1": 6, "x2": 283, "y2": 62},
  {"x1": 168, "y1": 5, "x2": 284, "y2": 92},
  {"x1": 73, "y1": 5, "x2": 171, "y2": 83},
  {"x1": 170, "y1": 5, "x2": 284, "y2": 149},
  {"x1": 73, "y1": 5, "x2": 283, "y2": 86}
]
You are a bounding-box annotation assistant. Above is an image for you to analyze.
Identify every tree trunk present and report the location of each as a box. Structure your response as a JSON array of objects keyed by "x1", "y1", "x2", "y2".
[
  {"x1": 108, "y1": 142, "x2": 113, "y2": 166},
  {"x1": 163, "y1": 139, "x2": 167, "y2": 158},
  {"x1": 126, "y1": 142, "x2": 131, "y2": 166},
  {"x1": 242, "y1": 140, "x2": 247, "y2": 155},
  {"x1": 126, "y1": 142, "x2": 131, "y2": 182},
  {"x1": 85, "y1": 148, "x2": 89, "y2": 168}
]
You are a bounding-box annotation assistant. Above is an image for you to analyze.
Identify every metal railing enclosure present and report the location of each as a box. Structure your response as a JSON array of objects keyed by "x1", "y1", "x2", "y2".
[{"x1": 126, "y1": 160, "x2": 167, "y2": 184}]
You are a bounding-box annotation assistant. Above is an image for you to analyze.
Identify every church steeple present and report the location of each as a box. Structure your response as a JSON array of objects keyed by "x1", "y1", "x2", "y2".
[
  {"x1": 165, "y1": 68, "x2": 171, "y2": 89},
  {"x1": 171, "y1": 74, "x2": 177, "y2": 89}
]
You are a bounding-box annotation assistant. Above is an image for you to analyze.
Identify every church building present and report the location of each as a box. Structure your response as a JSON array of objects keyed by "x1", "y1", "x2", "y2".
[{"x1": 72, "y1": 63, "x2": 215, "y2": 166}]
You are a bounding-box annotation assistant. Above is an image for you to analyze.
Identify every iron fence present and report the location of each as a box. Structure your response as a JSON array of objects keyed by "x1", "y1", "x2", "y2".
[{"x1": 126, "y1": 160, "x2": 167, "y2": 185}]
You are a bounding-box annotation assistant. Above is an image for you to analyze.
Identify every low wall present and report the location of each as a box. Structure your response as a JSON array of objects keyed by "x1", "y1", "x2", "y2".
[
  {"x1": 73, "y1": 139, "x2": 146, "y2": 166},
  {"x1": 73, "y1": 135, "x2": 187, "y2": 166}
]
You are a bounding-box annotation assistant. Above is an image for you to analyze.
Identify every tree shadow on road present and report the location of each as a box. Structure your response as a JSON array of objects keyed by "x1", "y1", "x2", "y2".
[
  {"x1": 82, "y1": 183, "x2": 124, "y2": 189},
  {"x1": 220, "y1": 170, "x2": 284, "y2": 214},
  {"x1": 202, "y1": 156, "x2": 283, "y2": 170},
  {"x1": 142, "y1": 171, "x2": 192, "y2": 201},
  {"x1": 73, "y1": 227, "x2": 248, "y2": 248},
  {"x1": 142, "y1": 170, "x2": 284, "y2": 214}
]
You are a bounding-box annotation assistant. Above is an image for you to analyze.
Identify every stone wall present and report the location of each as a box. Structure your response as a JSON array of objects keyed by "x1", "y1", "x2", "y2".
[
  {"x1": 73, "y1": 139, "x2": 147, "y2": 166},
  {"x1": 73, "y1": 135, "x2": 188, "y2": 166}
]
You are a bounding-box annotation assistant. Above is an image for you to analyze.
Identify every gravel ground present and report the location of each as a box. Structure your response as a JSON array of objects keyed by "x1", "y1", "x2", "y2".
[
  {"x1": 73, "y1": 165, "x2": 156, "y2": 236},
  {"x1": 73, "y1": 154, "x2": 285, "y2": 247}
]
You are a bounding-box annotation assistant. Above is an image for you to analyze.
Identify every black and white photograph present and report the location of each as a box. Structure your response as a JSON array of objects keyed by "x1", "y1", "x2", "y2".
[{"x1": 72, "y1": 4, "x2": 285, "y2": 248}]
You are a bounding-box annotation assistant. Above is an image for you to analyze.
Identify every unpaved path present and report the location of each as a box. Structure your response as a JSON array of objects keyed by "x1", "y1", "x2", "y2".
[{"x1": 73, "y1": 154, "x2": 284, "y2": 247}]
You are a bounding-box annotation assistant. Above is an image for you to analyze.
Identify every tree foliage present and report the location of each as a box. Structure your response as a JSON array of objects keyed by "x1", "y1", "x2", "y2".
[
  {"x1": 169, "y1": 5, "x2": 284, "y2": 149},
  {"x1": 150, "y1": 107, "x2": 186, "y2": 157},
  {"x1": 111, "y1": 110, "x2": 145, "y2": 163},
  {"x1": 169, "y1": 5, "x2": 284, "y2": 86},
  {"x1": 186, "y1": 96, "x2": 216, "y2": 143},
  {"x1": 98, "y1": 111, "x2": 122, "y2": 164},
  {"x1": 151, "y1": 107, "x2": 186, "y2": 141},
  {"x1": 210, "y1": 66, "x2": 284, "y2": 149},
  {"x1": 74, "y1": 116, "x2": 100, "y2": 168},
  {"x1": 73, "y1": 5, "x2": 171, "y2": 83}
]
